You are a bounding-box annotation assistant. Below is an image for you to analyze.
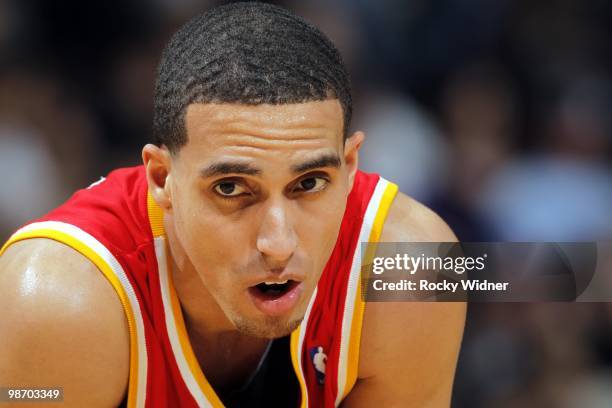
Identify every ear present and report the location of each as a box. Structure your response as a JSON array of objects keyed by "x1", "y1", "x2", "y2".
[
  {"x1": 142, "y1": 144, "x2": 173, "y2": 212},
  {"x1": 344, "y1": 130, "x2": 365, "y2": 191}
]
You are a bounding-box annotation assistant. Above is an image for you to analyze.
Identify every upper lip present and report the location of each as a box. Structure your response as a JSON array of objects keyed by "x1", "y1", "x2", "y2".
[{"x1": 247, "y1": 272, "x2": 305, "y2": 287}]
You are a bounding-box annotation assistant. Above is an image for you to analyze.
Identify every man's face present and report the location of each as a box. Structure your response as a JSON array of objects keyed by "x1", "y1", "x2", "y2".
[{"x1": 162, "y1": 100, "x2": 359, "y2": 338}]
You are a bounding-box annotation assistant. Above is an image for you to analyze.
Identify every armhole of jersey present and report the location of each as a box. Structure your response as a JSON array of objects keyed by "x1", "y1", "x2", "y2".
[
  {"x1": 336, "y1": 178, "x2": 399, "y2": 406},
  {"x1": 0, "y1": 221, "x2": 148, "y2": 408}
]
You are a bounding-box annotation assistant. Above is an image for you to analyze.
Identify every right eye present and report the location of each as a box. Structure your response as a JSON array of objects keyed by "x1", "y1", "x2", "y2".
[{"x1": 214, "y1": 181, "x2": 247, "y2": 197}]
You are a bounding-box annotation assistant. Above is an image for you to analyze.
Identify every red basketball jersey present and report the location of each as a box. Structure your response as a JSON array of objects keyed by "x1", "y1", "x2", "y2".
[{"x1": 2, "y1": 166, "x2": 398, "y2": 407}]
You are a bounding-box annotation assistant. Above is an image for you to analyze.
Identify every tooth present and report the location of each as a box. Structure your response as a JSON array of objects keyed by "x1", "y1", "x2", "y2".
[{"x1": 264, "y1": 280, "x2": 288, "y2": 285}]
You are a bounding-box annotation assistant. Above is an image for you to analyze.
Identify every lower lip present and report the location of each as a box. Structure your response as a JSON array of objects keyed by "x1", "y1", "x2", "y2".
[{"x1": 247, "y1": 281, "x2": 304, "y2": 317}]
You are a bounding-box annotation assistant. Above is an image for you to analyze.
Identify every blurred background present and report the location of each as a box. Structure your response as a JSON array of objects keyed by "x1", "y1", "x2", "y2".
[{"x1": 0, "y1": 0, "x2": 611, "y2": 406}]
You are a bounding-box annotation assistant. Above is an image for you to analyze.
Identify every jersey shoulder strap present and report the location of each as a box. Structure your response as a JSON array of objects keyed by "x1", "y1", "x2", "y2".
[
  {"x1": 0, "y1": 165, "x2": 152, "y2": 408},
  {"x1": 290, "y1": 170, "x2": 398, "y2": 407}
]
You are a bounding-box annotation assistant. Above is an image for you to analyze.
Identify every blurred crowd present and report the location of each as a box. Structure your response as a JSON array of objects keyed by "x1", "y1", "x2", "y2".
[{"x1": 1, "y1": 0, "x2": 611, "y2": 406}]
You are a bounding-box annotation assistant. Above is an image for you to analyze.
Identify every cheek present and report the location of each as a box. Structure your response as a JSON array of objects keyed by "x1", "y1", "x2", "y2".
[
  {"x1": 173, "y1": 191, "x2": 251, "y2": 281},
  {"x1": 320, "y1": 185, "x2": 349, "y2": 230},
  {"x1": 299, "y1": 192, "x2": 348, "y2": 262}
]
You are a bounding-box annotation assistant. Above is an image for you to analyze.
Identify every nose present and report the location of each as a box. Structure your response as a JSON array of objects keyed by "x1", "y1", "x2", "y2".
[{"x1": 256, "y1": 199, "x2": 297, "y2": 267}]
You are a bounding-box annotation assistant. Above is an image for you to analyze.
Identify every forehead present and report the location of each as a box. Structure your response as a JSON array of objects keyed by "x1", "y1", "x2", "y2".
[{"x1": 180, "y1": 100, "x2": 344, "y2": 160}]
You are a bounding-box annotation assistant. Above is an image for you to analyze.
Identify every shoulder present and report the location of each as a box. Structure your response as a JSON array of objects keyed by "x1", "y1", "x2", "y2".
[
  {"x1": 381, "y1": 190, "x2": 457, "y2": 242},
  {"x1": 346, "y1": 192, "x2": 465, "y2": 406},
  {"x1": 0, "y1": 239, "x2": 129, "y2": 407}
]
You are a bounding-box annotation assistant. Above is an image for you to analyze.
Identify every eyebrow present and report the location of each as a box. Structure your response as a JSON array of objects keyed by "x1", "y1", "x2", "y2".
[
  {"x1": 199, "y1": 153, "x2": 342, "y2": 179},
  {"x1": 291, "y1": 153, "x2": 342, "y2": 174},
  {"x1": 200, "y1": 162, "x2": 262, "y2": 178}
]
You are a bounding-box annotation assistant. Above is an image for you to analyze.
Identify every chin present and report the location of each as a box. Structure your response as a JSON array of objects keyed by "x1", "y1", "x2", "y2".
[{"x1": 233, "y1": 315, "x2": 303, "y2": 339}]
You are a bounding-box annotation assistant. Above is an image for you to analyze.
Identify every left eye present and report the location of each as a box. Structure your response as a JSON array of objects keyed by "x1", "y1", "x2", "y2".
[
  {"x1": 295, "y1": 177, "x2": 328, "y2": 192},
  {"x1": 214, "y1": 182, "x2": 247, "y2": 197}
]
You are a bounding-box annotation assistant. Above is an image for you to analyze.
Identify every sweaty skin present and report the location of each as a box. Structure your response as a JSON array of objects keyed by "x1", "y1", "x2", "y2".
[{"x1": 0, "y1": 100, "x2": 465, "y2": 407}]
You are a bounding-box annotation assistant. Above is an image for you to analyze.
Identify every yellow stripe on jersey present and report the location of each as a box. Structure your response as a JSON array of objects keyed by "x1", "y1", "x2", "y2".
[
  {"x1": 147, "y1": 192, "x2": 165, "y2": 237},
  {"x1": 147, "y1": 192, "x2": 223, "y2": 408},
  {"x1": 342, "y1": 181, "x2": 399, "y2": 402},
  {"x1": 1, "y1": 228, "x2": 143, "y2": 408},
  {"x1": 163, "y1": 239, "x2": 225, "y2": 408},
  {"x1": 290, "y1": 327, "x2": 309, "y2": 408},
  {"x1": 289, "y1": 285, "x2": 318, "y2": 408}
]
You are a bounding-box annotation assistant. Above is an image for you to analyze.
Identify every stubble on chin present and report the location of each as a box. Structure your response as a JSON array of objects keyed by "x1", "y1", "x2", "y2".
[{"x1": 232, "y1": 315, "x2": 304, "y2": 339}]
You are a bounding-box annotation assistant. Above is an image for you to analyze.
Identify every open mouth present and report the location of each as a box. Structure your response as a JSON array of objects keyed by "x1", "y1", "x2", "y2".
[
  {"x1": 248, "y1": 279, "x2": 303, "y2": 316},
  {"x1": 253, "y1": 280, "x2": 296, "y2": 298}
]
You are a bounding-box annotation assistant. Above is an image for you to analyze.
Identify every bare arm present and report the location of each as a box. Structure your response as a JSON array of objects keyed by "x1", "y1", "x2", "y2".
[
  {"x1": 343, "y1": 192, "x2": 467, "y2": 407},
  {"x1": 0, "y1": 239, "x2": 129, "y2": 407}
]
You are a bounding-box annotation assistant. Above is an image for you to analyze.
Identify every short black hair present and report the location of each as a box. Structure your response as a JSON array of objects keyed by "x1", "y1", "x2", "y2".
[{"x1": 153, "y1": 2, "x2": 352, "y2": 152}]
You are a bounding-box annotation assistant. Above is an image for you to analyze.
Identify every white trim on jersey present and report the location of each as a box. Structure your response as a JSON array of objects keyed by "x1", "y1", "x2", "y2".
[
  {"x1": 6, "y1": 221, "x2": 149, "y2": 408},
  {"x1": 335, "y1": 177, "x2": 393, "y2": 406},
  {"x1": 155, "y1": 236, "x2": 220, "y2": 407},
  {"x1": 294, "y1": 286, "x2": 319, "y2": 408}
]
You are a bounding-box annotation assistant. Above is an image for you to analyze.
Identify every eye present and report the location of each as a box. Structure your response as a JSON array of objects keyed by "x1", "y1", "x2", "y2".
[
  {"x1": 214, "y1": 181, "x2": 247, "y2": 197},
  {"x1": 295, "y1": 176, "x2": 328, "y2": 193}
]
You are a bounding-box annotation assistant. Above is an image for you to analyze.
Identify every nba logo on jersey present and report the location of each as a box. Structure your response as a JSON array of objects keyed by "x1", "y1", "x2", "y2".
[{"x1": 309, "y1": 346, "x2": 327, "y2": 385}]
